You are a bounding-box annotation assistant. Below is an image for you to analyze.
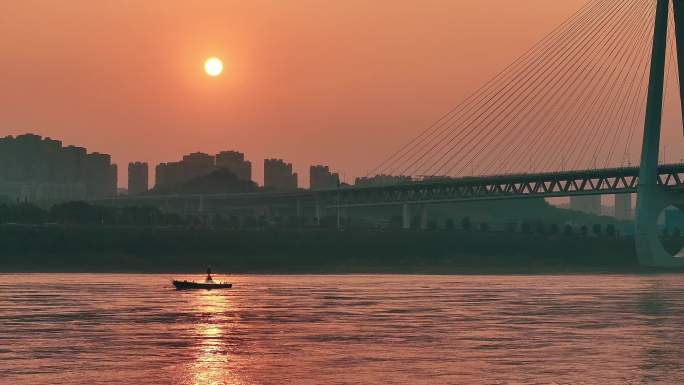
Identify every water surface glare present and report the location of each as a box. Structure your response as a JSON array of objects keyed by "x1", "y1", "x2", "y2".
[{"x1": 1, "y1": 274, "x2": 684, "y2": 384}]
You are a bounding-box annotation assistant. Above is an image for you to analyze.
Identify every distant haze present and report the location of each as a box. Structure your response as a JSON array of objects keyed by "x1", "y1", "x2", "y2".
[{"x1": 6, "y1": 0, "x2": 682, "y2": 187}]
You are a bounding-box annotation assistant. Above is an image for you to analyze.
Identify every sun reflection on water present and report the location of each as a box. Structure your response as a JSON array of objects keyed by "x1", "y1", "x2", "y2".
[{"x1": 187, "y1": 290, "x2": 243, "y2": 385}]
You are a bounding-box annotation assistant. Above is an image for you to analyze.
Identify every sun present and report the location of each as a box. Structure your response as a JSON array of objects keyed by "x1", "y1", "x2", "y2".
[{"x1": 204, "y1": 57, "x2": 223, "y2": 77}]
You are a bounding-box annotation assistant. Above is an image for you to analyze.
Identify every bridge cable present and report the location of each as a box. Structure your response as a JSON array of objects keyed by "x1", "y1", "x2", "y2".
[
  {"x1": 441, "y1": 0, "x2": 633, "y2": 176},
  {"x1": 571, "y1": 0, "x2": 655, "y2": 170},
  {"x1": 603, "y1": 1, "x2": 656, "y2": 168},
  {"x1": 370, "y1": 0, "x2": 607, "y2": 177},
  {"x1": 402, "y1": 0, "x2": 621, "y2": 177},
  {"x1": 506, "y1": 0, "x2": 650, "y2": 173},
  {"x1": 482, "y1": 0, "x2": 650, "y2": 175}
]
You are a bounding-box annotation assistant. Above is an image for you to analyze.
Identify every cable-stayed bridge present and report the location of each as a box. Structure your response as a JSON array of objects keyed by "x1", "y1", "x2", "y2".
[{"x1": 110, "y1": 0, "x2": 684, "y2": 267}]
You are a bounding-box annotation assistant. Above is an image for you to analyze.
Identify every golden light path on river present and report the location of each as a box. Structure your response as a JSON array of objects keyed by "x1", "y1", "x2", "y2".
[{"x1": 188, "y1": 289, "x2": 242, "y2": 385}]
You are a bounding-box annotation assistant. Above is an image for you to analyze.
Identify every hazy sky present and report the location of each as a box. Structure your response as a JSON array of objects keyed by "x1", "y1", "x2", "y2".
[{"x1": 0, "y1": 0, "x2": 658, "y2": 187}]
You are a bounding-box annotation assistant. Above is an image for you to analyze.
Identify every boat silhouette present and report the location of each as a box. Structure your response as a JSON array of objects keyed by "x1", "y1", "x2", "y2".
[
  {"x1": 172, "y1": 266, "x2": 232, "y2": 290},
  {"x1": 172, "y1": 280, "x2": 232, "y2": 290}
]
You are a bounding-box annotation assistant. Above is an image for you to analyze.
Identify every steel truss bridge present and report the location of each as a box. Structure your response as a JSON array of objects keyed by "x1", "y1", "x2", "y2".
[
  {"x1": 107, "y1": 163, "x2": 684, "y2": 212},
  {"x1": 321, "y1": 163, "x2": 684, "y2": 208}
]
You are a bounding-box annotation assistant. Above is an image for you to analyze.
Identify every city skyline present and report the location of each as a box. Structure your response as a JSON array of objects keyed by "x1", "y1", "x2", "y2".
[
  {"x1": 2, "y1": 1, "x2": 607, "y2": 187},
  {"x1": 0, "y1": 130, "x2": 652, "y2": 218},
  {"x1": 1, "y1": 132, "x2": 347, "y2": 191},
  {"x1": 0, "y1": 130, "x2": 650, "y2": 214}
]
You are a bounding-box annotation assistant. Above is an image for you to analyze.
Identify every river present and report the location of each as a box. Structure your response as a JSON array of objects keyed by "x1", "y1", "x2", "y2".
[{"x1": 1, "y1": 274, "x2": 684, "y2": 384}]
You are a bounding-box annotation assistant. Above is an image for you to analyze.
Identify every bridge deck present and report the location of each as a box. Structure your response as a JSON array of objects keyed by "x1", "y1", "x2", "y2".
[{"x1": 101, "y1": 163, "x2": 684, "y2": 209}]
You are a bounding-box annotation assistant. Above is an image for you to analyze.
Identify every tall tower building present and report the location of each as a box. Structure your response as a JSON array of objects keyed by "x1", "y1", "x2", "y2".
[
  {"x1": 0, "y1": 133, "x2": 114, "y2": 201},
  {"x1": 216, "y1": 151, "x2": 252, "y2": 181},
  {"x1": 128, "y1": 162, "x2": 149, "y2": 195},
  {"x1": 264, "y1": 159, "x2": 298, "y2": 191},
  {"x1": 310, "y1": 165, "x2": 339, "y2": 190},
  {"x1": 85, "y1": 152, "x2": 117, "y2": 198}
]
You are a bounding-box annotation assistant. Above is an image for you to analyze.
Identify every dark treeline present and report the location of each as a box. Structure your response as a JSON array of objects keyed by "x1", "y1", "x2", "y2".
[
  {"x1": 0, "y1": 201, "x2": 332, "y2": 228},
  {"x1": 0, "y1": 226, "x2": 656, "y2": 273},
  {"x1": 0, "y1": 200, "x2": 638, "y2": 238},
  {"x1": 3, "y1": 200, "x2": 682, "y2": 273},
  {"x1": 0, "y1": 201, "x2": 177, "y2": 226}
]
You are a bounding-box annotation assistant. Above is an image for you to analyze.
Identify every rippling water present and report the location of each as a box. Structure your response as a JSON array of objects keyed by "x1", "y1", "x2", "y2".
[{"x1": 2, "y1": 274, "x2": 684, "y2": 384}]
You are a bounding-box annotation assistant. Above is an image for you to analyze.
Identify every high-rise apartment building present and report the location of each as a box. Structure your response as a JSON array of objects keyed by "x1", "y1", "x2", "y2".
[
  {"x1": 216, "y1": 151, "x2": 252, "y2": 181},
  {"x1": 61, "y1": 145, "x2": 87, "y2": 183},
  {"x1": 0, "y1": 133, "x2": 116, "y2": 202},
  {"x1": 128, "y1": 162, "x2": 149, "y2": 195},
  {"x1": 85, "y1": 152, "x2": 116, "y2": 199},
  {"x1": 264, "y1": 159, "x2": 298, "y2": 191},
  {"x1": 309, "y1": 165, "x2": 339, "y2": 190}
]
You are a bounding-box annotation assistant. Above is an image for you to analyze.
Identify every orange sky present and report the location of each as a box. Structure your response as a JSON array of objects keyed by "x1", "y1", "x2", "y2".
[{"x1": 0, "y1": 0, "x2": 662, "y2": 187}]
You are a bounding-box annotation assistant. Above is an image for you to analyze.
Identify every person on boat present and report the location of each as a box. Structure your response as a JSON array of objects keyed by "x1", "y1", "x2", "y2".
[{"x1": 205, "y1": 266, "x2": 214, "y2": 282}]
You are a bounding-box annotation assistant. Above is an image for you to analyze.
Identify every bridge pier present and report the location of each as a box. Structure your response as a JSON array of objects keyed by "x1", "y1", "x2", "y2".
[
  {"x1": 402, "y1": 203, "x2": 410, "y2": 229},
  {"x1": 401, "y1": 204, "x2": 428, "y2": 230},
  {"x1": 636, "y1": 0, "x2": 684, "y2": 267},
  {"x1": 315, "y1": 201, "x2": 322, "y2": 226},
  {"x1": 420, "y1": 205, "x2": 428, "y2": 230},
  {"x1": 338, "y1": 207, "x2": 347, "y2": 231},
  {"x1": 237, "y1": 212, "x2": 245, "y2": 229},
  {"x1": 295, "y1": 198, "x2": 302, "y2": 220}
]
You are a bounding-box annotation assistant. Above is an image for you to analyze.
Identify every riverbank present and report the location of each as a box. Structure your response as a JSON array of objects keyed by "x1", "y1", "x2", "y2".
[{"x1": 2, "y1": 225, "x2": 682, "y2": 274}]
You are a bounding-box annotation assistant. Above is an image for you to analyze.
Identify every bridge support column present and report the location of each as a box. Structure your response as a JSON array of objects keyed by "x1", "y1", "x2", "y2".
[
  {"x1": 636, "y1": 0, "x2": 684, "y2": 267},
  {"x1": 315, "y1": 201, "x2": 322, "y2": 226},
  {"x1": 295, "y1": 198, "x2": 302, "y2": 220},
  {"x1": 339, "y1": 207, "x2": 347, "y2": 231},
  {"x1": 420, "y1": 205, "x2": 428, "y2": 230},
  {"x1": 402, "y1": 203, "x2": 411, "y2": 230}
]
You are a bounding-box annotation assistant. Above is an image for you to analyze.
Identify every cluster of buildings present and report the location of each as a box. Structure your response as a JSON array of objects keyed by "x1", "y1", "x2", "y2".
[
  {"x1": 0, "y1": 134, "x2": 117, "y2": 202},
  {"x1": 151, "y1": 152, "x2": 339, "y2": 193},
  {"x1": 0, "y1": 132, "x2": 343, "y2": 203},
  {"x1": 155, "y1": 151, "x2": 252, "y2": 189},
  {"x1": 154, "y1": 151, "x2": 254, "y2": 189}
]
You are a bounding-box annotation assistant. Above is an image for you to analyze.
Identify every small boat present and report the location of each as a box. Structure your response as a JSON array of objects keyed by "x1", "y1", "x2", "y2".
[
  {"x1": 173, "y1": 266, "x2": 232, "y2": 290},
  {"x1": 172, "y1": 280, "x2": 232, "y2": 290}
]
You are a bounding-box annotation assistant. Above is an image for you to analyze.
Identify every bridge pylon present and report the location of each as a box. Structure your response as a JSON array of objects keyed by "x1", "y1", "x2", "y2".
[{"x1": 636, "y1": 0, "x2": 684, "y2": 267}]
